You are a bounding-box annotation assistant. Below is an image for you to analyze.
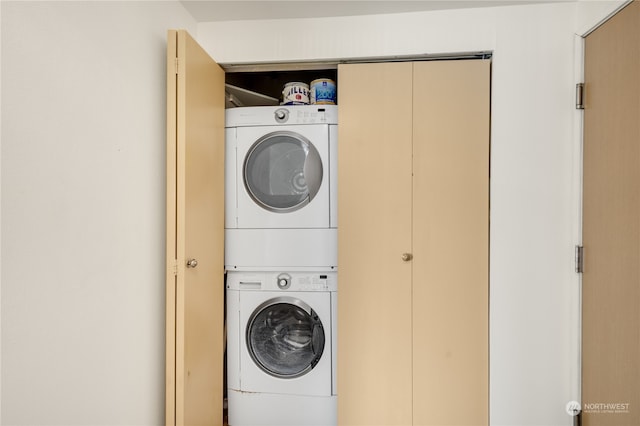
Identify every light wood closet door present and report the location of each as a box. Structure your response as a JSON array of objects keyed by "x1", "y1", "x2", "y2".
[
  {"x1": 338, "y1": 62, "x2": 414, "y2": 426},
  {"x1": 412, "y1": 60, "x2": 490, "y2": 425},
  {"x1": 583, "y1": 2, "x2": 640, "y2": 425},
  {"x1": 166, "y1": 29, "x2": 225, "y2": 426},
  {"x1": 338, "y1": 60, "x2": 489, "y2": 425}
]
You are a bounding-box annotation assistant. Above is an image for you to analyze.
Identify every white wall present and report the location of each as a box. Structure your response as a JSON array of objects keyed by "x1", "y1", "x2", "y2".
[
  {"x1": 0, "y1": 2, "x2": 195, "y2": 424},
  {"x1": 576, "y1": 0, "x2": 628, "y2": 35},
  {"x1": 197, "y1": 4, "x2": 583, "y2": 425}
]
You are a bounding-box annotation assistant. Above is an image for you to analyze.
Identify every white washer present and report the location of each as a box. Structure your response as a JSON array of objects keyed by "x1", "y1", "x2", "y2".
[
  {"x1": 225, "y1": 105, "x2": 338, "y2": 270},
  {"x1": 226, "y1": 271, "x2": 337, "y2": 426}
]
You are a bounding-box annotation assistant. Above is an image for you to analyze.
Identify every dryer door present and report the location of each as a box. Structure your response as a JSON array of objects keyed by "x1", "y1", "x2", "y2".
[
  {"x1": 243, "y1": 131, "x2": 323, "y2": 213},
  {"x1": 246, "y1": 297, "x2": 325, "y2": 378}
]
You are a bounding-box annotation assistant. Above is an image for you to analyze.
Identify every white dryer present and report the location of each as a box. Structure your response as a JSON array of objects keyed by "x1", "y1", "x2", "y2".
[
  {"x1": 225, "y1": 105, "x2": 338, "y2": 270},
  {"x1": 226, "y1": 271, "x2": 337, "y2": 426}
]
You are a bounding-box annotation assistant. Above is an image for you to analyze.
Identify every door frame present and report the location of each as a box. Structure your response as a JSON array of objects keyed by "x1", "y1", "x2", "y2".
[
  {"x1": 168, "y1": 37, "x2": 494, "y2": 424},
  {"x1": 220, "y1": 52, "x2": 492, "y2": 74}
]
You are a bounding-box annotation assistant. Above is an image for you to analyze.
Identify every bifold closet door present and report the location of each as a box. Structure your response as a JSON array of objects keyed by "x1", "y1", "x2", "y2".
[
  {"x1": 166, "y1": 29, "x2": 225, "y2": 426},
  {"x1": 412, "y1": 60, "x2": 490, "y2": 425},
  {"x1": 337, "y1": 62, "x2": 414, "y2": 426},
  {"x1": 338, "y1": 59, "x2": 489, "y2": 426}
]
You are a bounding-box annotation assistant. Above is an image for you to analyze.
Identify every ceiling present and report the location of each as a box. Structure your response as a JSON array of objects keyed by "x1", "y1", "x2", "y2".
[{"x1": 180, "y1": 0, "x2": 572, "y2": 22}]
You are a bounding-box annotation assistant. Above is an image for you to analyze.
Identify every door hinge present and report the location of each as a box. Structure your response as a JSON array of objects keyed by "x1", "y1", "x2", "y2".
[
  {"x1": 576, "y1": 83, "x2": 585, "y2": 110},
  {"x1": 575, "y1": 245, "x2": 584, "y2": 273},
  {"x1": 171, "y1": 259, "x2": 179, "y2": 276},
  {"x1": 175, "y1": 57, "x2": 179, "y2": 75}
]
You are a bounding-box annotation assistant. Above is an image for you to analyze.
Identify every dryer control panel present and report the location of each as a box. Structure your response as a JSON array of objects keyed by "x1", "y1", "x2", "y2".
[{"x1": 226, "y1": 105, "x2": 338, "y2": 127}]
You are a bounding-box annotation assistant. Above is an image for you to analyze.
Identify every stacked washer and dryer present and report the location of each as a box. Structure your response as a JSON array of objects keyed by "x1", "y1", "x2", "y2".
[{"x1": 225, "y1": 105, "x2": 338, "y2": 426}]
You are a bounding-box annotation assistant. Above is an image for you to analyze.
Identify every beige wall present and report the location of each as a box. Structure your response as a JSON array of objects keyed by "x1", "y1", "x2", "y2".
[{"x1": 1, "y1": 2, "x2": 195, "y2": 424}]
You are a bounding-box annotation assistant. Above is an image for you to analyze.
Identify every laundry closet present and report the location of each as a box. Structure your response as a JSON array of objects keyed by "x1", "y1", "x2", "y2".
[
  {"x1": 166, "y1": 29, "x2": 489, "y2": 426},
  {"x1": 224, "y1": 65, "x2": 339, "y2": 426}
]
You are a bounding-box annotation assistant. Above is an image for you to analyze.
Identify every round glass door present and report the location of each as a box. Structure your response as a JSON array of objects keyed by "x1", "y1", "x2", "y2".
[
  {"x1": 246, "y1": 297, "x2": 325, "y2": 378},
  {"x1": 243, "y1": 131, "x2": 323, "y2": 213}
]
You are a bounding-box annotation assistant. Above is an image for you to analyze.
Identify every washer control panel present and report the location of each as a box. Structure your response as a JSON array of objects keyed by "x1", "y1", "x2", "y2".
[
  {"x1": 292, "y1": 274, "x2": 331, "y2": 291},
  {"x1": 226, "y1": 271, "x2": 337, "y2": 292}
]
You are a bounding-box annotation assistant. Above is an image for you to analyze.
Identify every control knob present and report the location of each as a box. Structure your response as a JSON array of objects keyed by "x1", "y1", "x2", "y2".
[
  {"x1": 274, "y1": 108, "x2": 289, "y2": 123},
  {"x1": 277, "y1": 273, "x2": 291, "y2": 289}
]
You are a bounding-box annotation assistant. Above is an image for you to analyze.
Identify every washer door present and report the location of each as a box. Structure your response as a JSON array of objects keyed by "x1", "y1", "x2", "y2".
[
  {"x1": 246, "y1": 297, "x2": 325, "y2": 378},
  {"x1": 243, "y1": 131, "x2": 323, "y2": 213}
]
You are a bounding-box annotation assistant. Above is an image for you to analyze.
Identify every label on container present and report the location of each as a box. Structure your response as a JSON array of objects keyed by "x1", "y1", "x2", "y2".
[
  {"x1": 282, "y1": 82, "x2": 310, "y2": 105},
  {"x1": 310, "y1": 79, "x2": 336, "y2": 105}
]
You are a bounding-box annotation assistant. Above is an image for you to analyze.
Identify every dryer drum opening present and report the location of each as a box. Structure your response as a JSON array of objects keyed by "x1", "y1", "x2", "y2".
[{"x1": 243, "y1": 131, "x2": 323, "y2": 213}]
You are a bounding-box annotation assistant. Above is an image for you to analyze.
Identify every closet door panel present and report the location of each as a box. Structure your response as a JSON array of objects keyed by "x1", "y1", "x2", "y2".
[
  {"x1": 411, "y1": 60, "x2": 490, "y2": 425},
  {"x1": 337, "y1": 62, "x2": 414, "y2": 426},
  {"x1": 166, "y1": 29, "x2": 225, "y2": 426}
]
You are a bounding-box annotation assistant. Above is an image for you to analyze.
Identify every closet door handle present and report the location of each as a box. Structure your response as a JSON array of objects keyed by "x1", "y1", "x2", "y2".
[
  {"x1": 186, "y1": 258, "x2": 198, "y2": 268},
  {"x1": 402, "y1": 253, "x2": 413, "y2": 262}
]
